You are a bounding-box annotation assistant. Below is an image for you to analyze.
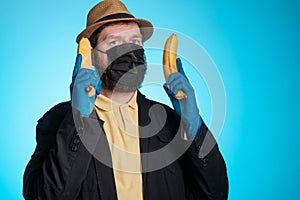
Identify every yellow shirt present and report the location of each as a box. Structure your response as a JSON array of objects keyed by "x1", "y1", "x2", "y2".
[{"x1": 94, "y1": 92, "x2": 143, "y2": 200}]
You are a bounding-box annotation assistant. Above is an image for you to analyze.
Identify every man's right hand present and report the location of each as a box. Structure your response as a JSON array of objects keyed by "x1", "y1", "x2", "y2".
[{"x1": 70, "y1": 54, "x2": 102, "y2": 117}]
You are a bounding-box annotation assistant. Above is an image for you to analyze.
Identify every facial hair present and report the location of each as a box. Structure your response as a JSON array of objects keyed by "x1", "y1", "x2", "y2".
[
  {"x1": 98, "y1": 43, "x2": 147, "y2": 93},
  {"x1": 100, "y1": 69, "x2": 146, "y2": 92}
]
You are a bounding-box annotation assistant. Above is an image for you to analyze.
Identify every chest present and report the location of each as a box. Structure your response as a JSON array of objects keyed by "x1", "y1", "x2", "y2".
[{"x1": 78, "y1": 134, "x2": 186, "y2": 200}]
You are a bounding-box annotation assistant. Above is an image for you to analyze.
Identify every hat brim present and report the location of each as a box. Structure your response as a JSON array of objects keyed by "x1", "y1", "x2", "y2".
[{"x1": 76, "y1": 18, "x2": 153, "y2": 43}]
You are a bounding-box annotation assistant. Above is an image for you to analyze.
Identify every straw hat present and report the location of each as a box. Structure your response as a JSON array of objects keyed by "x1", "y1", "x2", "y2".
[{"x1": 76, "y1": 0, "x2": 153, "y2": 43}]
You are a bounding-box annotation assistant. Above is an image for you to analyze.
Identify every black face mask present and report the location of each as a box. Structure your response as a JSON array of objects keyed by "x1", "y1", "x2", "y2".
[{"x1": 101, "y1": 43, "x2": 147, "y2": 87}]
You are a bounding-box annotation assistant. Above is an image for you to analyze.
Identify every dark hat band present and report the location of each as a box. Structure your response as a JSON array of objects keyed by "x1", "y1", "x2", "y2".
[{"x1": 95, "y1": 13, "x2": 135, "y2": 23}]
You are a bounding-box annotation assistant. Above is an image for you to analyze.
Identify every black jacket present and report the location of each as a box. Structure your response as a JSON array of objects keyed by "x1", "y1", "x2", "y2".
[{"x1": 23, "y1": 92, "x2": 228, "y2": 200}]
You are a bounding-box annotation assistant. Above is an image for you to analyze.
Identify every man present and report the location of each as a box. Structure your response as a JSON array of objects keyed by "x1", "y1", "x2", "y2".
[{"x1": 23, "y1": 0, "x2": 228, "y2": 199}]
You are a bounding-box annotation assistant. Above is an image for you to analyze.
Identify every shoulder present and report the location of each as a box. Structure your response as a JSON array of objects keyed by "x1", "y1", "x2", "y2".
[
  {"x1": 34, "y1": 101, "x2": 71, "y2": 152},
  {"x1": 37, "y1": 101, "x2": 71, "y2": 133}
]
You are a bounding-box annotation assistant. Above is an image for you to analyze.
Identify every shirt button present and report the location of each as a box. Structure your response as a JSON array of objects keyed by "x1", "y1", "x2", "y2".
[
  {"x1": 201, "y1": 158, "x2": 208, "y2": 168},
  {"x1": 77, "y1": 127, "x2": 84, "y2": 133},
  {"x1": 71, "y1": 145, "x2": 78, "y2": 152},
  {"x1": 73, "y1": 136, "x2": 80, "y2": 144}
]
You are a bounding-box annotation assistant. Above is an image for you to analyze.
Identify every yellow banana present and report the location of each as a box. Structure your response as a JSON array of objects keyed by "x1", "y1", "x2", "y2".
[
  {"x1": 163, "y1": 34, "x2": 187, "y2": 100},
  {"x1": 77, "y1": 37, "x2": 96, "y2": 97}
]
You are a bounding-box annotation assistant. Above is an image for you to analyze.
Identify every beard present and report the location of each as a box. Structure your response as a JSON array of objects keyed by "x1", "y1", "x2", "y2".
[
  {"x1": 100, "y1": 69, "x2": 146, "y2": 93},
  {"x1": 94, "y1": 43, "x2": 147, "y2": 93}
]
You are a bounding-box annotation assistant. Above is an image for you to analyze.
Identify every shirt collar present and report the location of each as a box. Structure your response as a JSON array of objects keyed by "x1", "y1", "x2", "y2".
[{"x1": 95, "y1": 91, "x2": 138, "y2": 111}]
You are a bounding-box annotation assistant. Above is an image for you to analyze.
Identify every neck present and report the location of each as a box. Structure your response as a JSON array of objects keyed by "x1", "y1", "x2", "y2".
[{"x1": 100, "y1": 88, "x2": 136, "y2": 104}]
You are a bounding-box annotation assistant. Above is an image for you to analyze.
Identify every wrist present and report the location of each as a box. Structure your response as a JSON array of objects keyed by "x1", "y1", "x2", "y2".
[{"x1": 185, "y1": 115, "x2": 202, "y2": 140}]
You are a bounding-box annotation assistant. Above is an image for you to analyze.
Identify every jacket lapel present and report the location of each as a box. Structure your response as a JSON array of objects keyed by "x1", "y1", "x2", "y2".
[
  {"x1": 137, "y1": 91, "x2": 151, "y2": 154},
  {"x1": 137, "y1": 91, "x2": 151, "y2": 199}
]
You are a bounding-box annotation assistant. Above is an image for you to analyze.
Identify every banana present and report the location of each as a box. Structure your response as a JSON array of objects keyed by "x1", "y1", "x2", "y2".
[
  {"x1": 163, "y1": 34, "x2": 187, "y2": 100},
  {"x1": 77, "y1": 37, "x2": 96, "y2": 97}
]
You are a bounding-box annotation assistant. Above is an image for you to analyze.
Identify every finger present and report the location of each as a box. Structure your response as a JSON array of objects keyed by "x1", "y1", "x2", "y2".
[
  {"x1": 169, "y1": 78, "x2": 190, "y2": 96},
  {"x1": 165, "y1": 72, "x2": 182, "y2": 85},
  {"x1": 74, "y1": 68, "x2": 90, "y2": 81},
  {"x1": 169, "y1": 81, "x2": 183, "y2": 95},
  {"x1": 72, "y1": 54, "x2": 82, "y2": 79},
  {"x1": 166, "y1": 73, "x2": 187, "y2": 87},
  {"x1": 163, "y1": 85, "x2": 180, "y2": 115},
  {"x1": 176, "y1": 58, "x2": 188, "y2": 80},
  {"x1": 168, "y1": 77, "x2": 193, "y2": 98},
  {"x1": 85, "y1": 76, "x2": 100, "y2": 88},
  {"x1": 96, "y1": 79, "x2": 102, "y2": 95},
  {"x1": 163, "y1": 84, "x2": 173, "y2": 96},
  {"x1": 74, "y1": 71, "x2": 100, "y2": 89},
  {"x1": 76, "y1": 68, "x2": 99, "y2": 81},
  {"x1": 164, "y1": 85, "x2": 181, "y2": 115},
  {"x1": 94, "y1": 69, "x2": 100, "y2": 79}
]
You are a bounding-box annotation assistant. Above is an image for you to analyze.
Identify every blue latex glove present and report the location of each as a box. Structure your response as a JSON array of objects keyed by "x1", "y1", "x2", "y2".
[
  {"x1": 70, "y1": 54, "x2": 102, "y2": 117},
  {"x1": 164, "y1": 58, "x2": 202, "y2": 139}
]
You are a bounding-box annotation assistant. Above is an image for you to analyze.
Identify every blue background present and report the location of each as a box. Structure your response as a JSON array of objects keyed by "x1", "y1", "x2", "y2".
[{"x1": 0, "y1": 0, "x2": 299, "y2": 199}]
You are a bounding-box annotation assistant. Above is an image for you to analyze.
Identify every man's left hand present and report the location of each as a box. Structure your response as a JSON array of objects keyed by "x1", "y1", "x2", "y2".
[{"x1": 164, "y1": 58, "x2": 202, "y2": 139}]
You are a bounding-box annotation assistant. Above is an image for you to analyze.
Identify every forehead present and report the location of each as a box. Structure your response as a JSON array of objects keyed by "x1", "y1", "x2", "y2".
[{"x1": 97, "y1": 22, "x2": 141, "y2": 42}]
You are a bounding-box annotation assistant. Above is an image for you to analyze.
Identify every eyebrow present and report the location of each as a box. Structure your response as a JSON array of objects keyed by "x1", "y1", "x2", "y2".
[
  {"x1": 100, "y1": 35, "x2": 120, "y2": 42},
  {"x1": 102, "y1": 33, "x2": 142, "y2": 41},
  {"x1": 131, "y1": 33, "x2": 143, "y2": 38}
]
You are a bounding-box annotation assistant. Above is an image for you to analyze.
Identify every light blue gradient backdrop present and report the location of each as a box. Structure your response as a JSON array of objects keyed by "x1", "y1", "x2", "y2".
[{"x1": 0, "y1": 0, "x2": 299, "y2": 199}]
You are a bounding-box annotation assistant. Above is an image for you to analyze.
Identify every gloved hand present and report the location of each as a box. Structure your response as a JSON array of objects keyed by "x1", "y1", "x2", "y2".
[
  {"x1": 70, "y1": 54, "x2": 102, "y2": 117},
  {"x1": 164, "y1": 58, "x2": 202, "y2": 139}
]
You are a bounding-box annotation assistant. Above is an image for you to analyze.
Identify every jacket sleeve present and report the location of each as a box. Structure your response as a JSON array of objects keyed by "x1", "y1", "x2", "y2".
[
  {"x1": 183, "y1": 122, "x2": 229, "y2": 200},
  {"x1": 23, "y1": 103, "x2": 103, "y2": 200}
]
